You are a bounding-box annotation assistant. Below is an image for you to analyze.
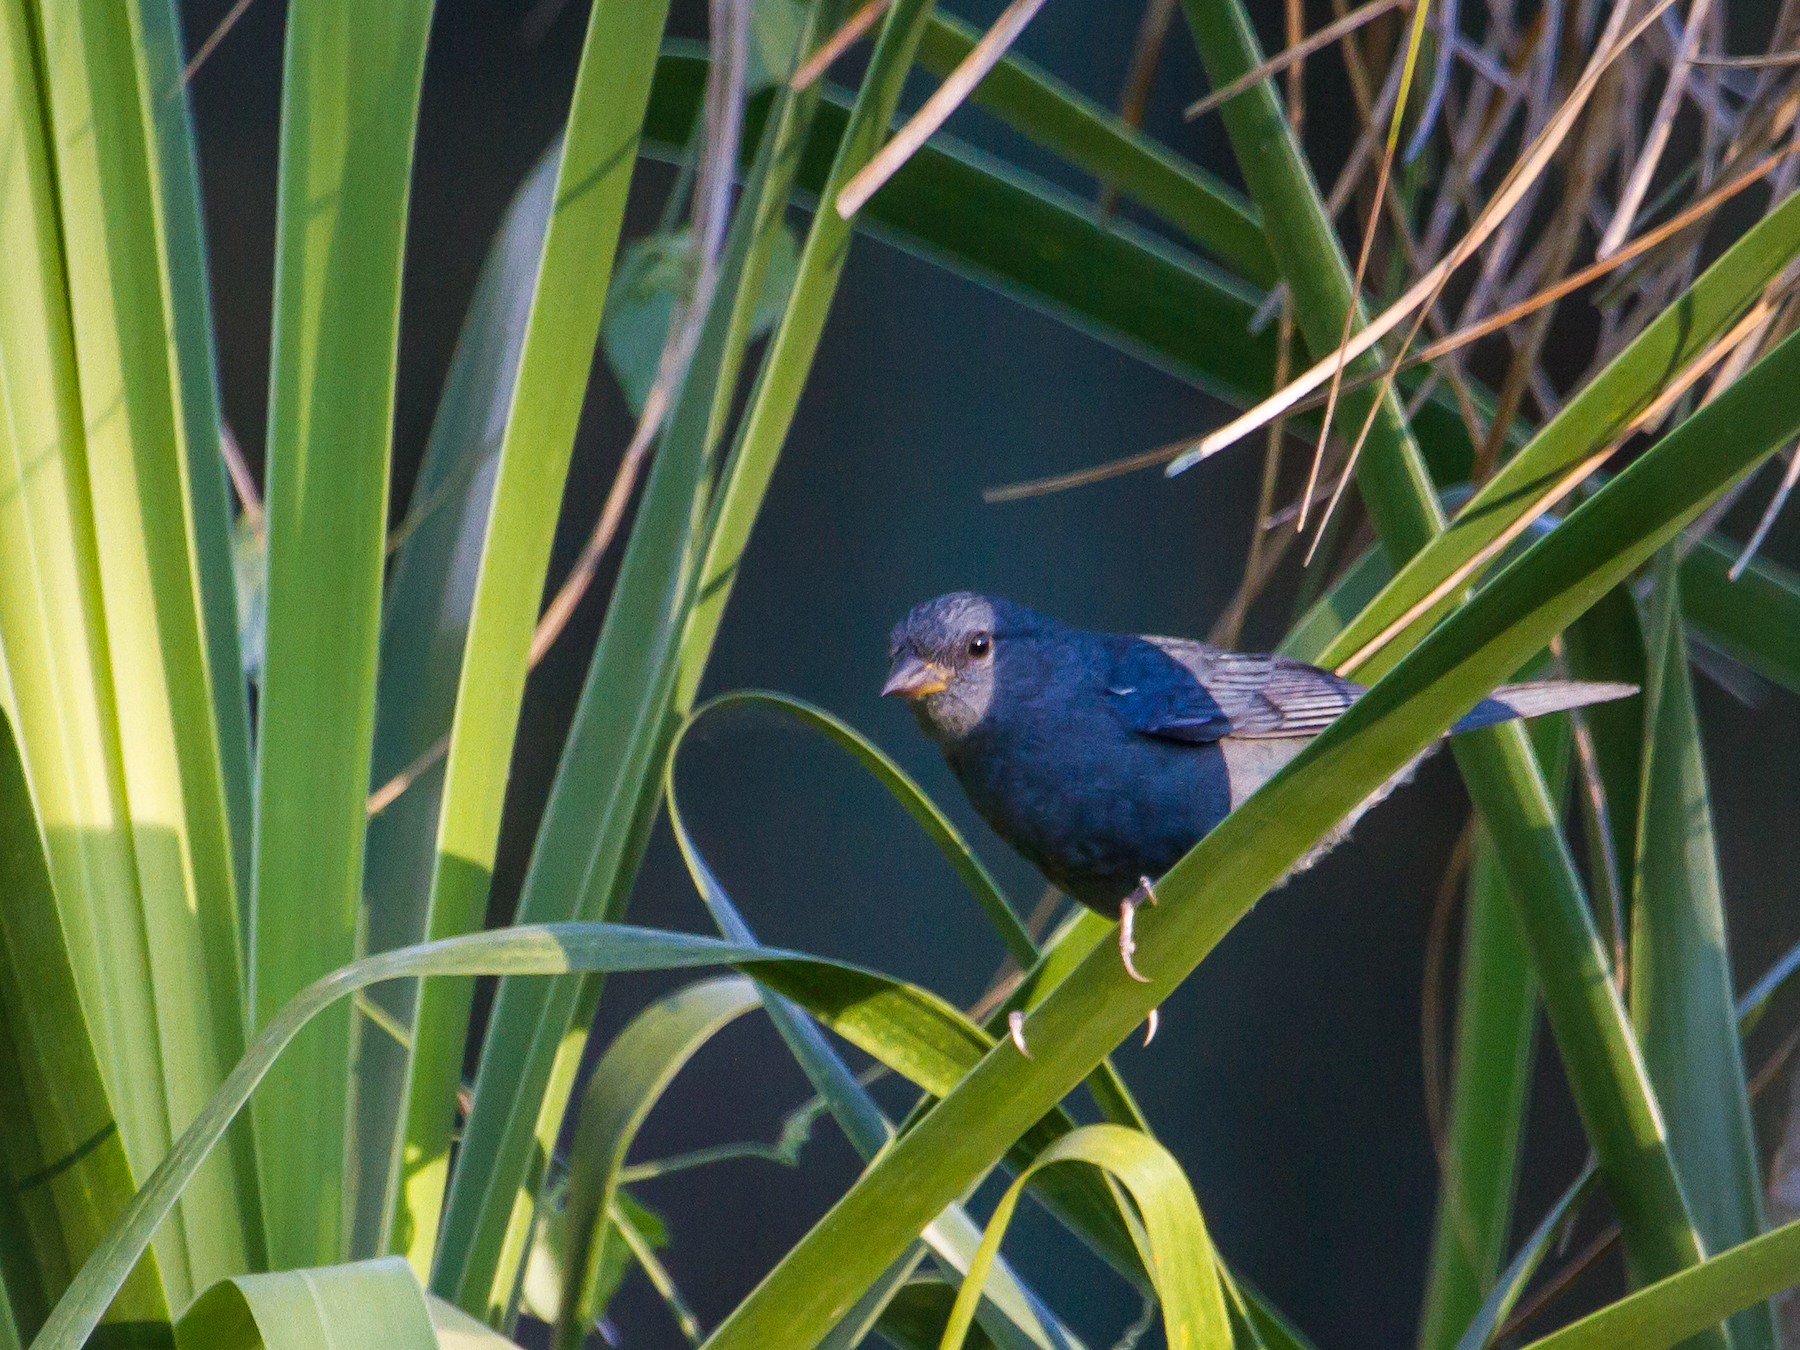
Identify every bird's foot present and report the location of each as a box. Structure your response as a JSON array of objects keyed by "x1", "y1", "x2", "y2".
[
  {"x1": 1117, "y1": 877, "x2": 1157, "y2": 983},
  {"x1": 1143, "y1": 1007, "x2": 1160, "y2": 1046},
  {"x1": 1007, "y1": 1009, "x2": 1031, "y2": 1058}
]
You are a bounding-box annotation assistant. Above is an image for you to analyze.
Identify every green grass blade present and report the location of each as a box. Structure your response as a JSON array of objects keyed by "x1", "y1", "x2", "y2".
[
  {"x1": 389, "y1": 0, "x2": 673, "y2": 1279},
  {"x1": 175, "y1": 1257, "x2": 437, "y2": 1350},
  {"x1": 1680, "y1": 540, "x2": 1800, "y2": 697},
  {"x1": 693, "y1": 295, "x2": 1800, "y2": 1350},
  {"x1": 553, "y1": 978, "x2": 762, "y2": 1349},
  {"x1": 1520, "y1": 1216, "x2": 1800, "y2": 1350},
  {"x1": 0, "y1": 708, "x2": 166, "y2": 1337},
  {"x1": 1630, "y1": 559, "x2": 1770, "y2": 1350},
  {"x1": 131, "y1": 0, "x2": 254, "y2": 901},
  {"x1": 6, "y1": 0, "x2": 256, "y2": 1301},
  {"x1": 433, "y1": 114, "x2": 756, "y2": 1331},
  {"x1": 1560, "y1": 586, "x2": 1648, "y2": 927},
  {"x1": 131, "y1": 0, "x2": 252, "y2": 870},
  {"x1": 665, "y1": 750, "x2": 1111, "y2": 1347},
  {"x1": 667, "y1": 745, "x2": 1085, "y2": 1350},
  {"x1": 1452, "y1": 1165, "x2": 1599, "y2": 1350},
  {"x1": 674, "y1": 0, "x2": 940, "y2": 706},
  {"x1": 1177, "y1": 0, "x2": 1718, "y2": 1306},
  {"x1": 437, "y1": 0, "x2": 910, "y2": 1315},
  {"x1": 252, "y1": 0, "x2": 433, "y2": 1270},
  {"x1": 354, "y1": 143, "x2": 559, "y2": 1259},
  {"x1": 677, "y1": 690, "x2": 1152, "y2": 1149},
  {"x1": 913, "y1": 13, "x2": 1272, "y2": 284},
  {"x1": 41, "y1": 919, "x2": 1118, "y2": 1349},
  {"x1": 937, "y1": 1126, "x2": 1230, "y2": 1350},
  {"x1": 1418, "y1": 830, "x2": 1539, "y2": 1350},
  {"x1": 683, "y1": 691, "x2": 1034, "y2": 962},
  {"x1": 1314, "y1": 187, "x2": 1800, "y2": 679}
]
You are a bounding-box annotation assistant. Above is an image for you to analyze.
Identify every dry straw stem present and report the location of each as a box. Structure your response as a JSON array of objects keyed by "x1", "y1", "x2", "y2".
[
  {"x1": 1597, "y1": 0, "x2": 1715, "y2": 259},
  {"x1": 834, "y1": 0, "x2": 1048, "y2": 218},
  {"x1": 369, "y1": 0, "x2": 754, "y2": 816},
  {"x1": 1334, "y1": 295, "x2": 1776, "y2": 679},
  {"x1": 1183, "y1": 0, "x2": 1410, "y2": 119},
  {"x1": 530, "y1": 0, "x2": 750, "y2": 668},
  {"x1": 789, "y1": 0, "x2": 891, "y2": 91},
  {"x1": 1168, "y1": 0, "x2": 1680, "y2": 477},
  {"x1": 1302, "y1": 0, "x2": 1437, "y2": 540},
  {"x1": 982, "y1": 140, "x2": 1790, "y2": 507},
  {"x1": 1298, "y1": 0, "x2": 1656, "y2": 548}
]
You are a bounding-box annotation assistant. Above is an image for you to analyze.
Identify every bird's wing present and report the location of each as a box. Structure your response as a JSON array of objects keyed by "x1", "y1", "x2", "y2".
[{"x1": 1104, "y1": 638, "x2": 1367, "y2": 743}]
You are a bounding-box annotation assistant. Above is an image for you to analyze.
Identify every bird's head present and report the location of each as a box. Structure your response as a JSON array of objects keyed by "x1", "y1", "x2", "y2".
[{"x1": 883, "y1": 592, "x2": 1043, "y2": 743}]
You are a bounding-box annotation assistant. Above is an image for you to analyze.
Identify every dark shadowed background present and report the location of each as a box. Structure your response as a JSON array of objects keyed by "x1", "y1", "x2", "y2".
[{"x1": 178, "y1": 1, "x2": 1800, "y2": 1345}]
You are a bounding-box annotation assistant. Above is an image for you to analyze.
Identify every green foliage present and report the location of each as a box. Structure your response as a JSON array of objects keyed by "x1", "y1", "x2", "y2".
[{"x1": 5, "y1": 1, "x2": 1798, "y2": 1348}]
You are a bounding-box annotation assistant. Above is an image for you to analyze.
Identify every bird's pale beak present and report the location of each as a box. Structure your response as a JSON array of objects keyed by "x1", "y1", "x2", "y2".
[{"x1": 882, "y1": 653, "x2": 950, "y2": 699}]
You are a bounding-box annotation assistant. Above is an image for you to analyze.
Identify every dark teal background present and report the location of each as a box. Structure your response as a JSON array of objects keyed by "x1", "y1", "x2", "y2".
[{"x1": 179, "y1": 1, "x2": 1800, "y2": 1345}]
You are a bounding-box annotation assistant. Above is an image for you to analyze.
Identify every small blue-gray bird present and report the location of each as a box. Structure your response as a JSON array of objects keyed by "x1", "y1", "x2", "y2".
[{"x1": 883, "y1": 592, "x2": 1634, "y2": 1037}]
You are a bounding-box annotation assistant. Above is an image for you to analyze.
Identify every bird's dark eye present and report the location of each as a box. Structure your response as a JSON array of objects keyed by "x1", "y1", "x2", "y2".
[{"x1": 967, "y1": 633, "x2": 992, "y2": 658}]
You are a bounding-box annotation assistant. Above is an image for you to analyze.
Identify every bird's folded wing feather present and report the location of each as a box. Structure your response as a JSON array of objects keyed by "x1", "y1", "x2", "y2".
[{"x1": 1104, "y1": 637, "x2": 1368, "y2": 743}]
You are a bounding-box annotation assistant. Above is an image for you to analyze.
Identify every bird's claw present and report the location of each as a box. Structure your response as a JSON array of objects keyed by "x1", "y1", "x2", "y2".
[
  {"x1": 1118, "y1": 885, "x2": 1154, "y2": 983},
  {"x1": 1143, "y1": 1007, "x2": 1160, "y2": 1046},
  {"x1": 1007, "y1": 1009, "x2": 1031, "y2": 1058}
]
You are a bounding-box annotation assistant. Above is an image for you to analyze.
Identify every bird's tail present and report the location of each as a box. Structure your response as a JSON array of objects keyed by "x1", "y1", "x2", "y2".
[{"x1": 1451, "y1": 680, "x2": 1638, "y2": 735}]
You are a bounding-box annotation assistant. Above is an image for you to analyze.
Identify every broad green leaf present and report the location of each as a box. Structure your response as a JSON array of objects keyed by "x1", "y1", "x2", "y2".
[
  {"x1": 3, "y1": 0, "x2": 253, "y2": 1302},
  {"x1": 1630, "y1": 559, "x2": 1770, "y2": 1350},
  {"x1": 937, "y1": 1125, "x2": 1229, "y2": 1350},
  {"x1": 0, "y1": 708, "x2": 165, "y2": 1337},
  {"x1": 694, "y1": 274, "x2": 1800, "y2": 1350},
  {"x1": 40, "y1": 920, "x2": 1099, "y2": 1349},
  {"x1": 602, "y1": 223, "x2": 801, "y2": 416},
  {"x1": 390, "y1": 0, "x2": 674, "y2": 1282},
  {"x1": 354, "y1": 141, "x2": 558, "y2": 1260},
  {"x1": 1681, "y1": 540, "x2": 1800, "y2": 697},
  {"x1": 434, "y1": 115, "x2": 768, "y2": 1333},
  {"x1": 0, "y1": 0, "x2": 179, "y2": 1304},
  {"x1": 175, "y1": 1257, "x2": 435, "y2": 1349},
  {"x1": 553, "y1": 978, "x2": 762, "y2": 1348},
  {"x1": 251, "y1": 0, "x2": 433, "y2": 1270},
  {"x1": 747, "y1": 0, "x2": 808, "y2": 89},
  {"x1": 428, "y1": 1295, "x2": 529, "y2": 1348},
  {"x1": 913, "y1": 13, "x2": 1273, "y2": 285},
  {"x1": 1178, "y1": 0, "x2": 1717, "y2": 1308},
  {"x1": 1521, "y1": 1215, "x2": 1800, "y2": 1350}
]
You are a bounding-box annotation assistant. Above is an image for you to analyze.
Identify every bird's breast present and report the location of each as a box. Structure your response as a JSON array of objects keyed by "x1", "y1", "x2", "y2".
[{"x1": 947, "y1": 709, "x2": 1235, "y2": 909}]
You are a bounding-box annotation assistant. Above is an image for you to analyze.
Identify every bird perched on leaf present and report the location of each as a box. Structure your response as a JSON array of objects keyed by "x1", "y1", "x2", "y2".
[{"x1": 883, "y1": 592, "x2": 1636, "y2": 1050}]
